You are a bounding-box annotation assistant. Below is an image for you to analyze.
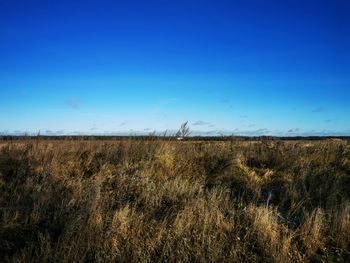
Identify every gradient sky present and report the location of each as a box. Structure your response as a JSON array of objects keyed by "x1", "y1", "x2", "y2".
[{"x1": 1, "y1": 0, "x2": 349, "y2": 136}]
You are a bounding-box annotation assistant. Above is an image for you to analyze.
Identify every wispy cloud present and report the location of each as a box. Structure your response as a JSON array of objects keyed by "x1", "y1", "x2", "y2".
[
  {"x1": 220, "y1": 98, "x2": 235, "y2": 109},
  {"x1": 200, "y1": 128, "x2": 274, "y2": 137},
  {"x1": 44, "y1": 130, "x2": 65, "y2": 135},
  {"x1": 256, "y1": 128, "x2": 268, "y2": 133},
  {"x1": 288, "y1": 128, "x2": 300, "y2": 133},
  {"x1": 312, "y1": 107, "x2": 325, "y2": 113},
  {"x1": 193, "y1": 120, "x2": 211, "y2": 126},
  {"x1": 65, "y1": 98, "x2": 81, "y2": 109},
  {"x1": 220, "y1": 98, "x2": 230, "y2": 104}
]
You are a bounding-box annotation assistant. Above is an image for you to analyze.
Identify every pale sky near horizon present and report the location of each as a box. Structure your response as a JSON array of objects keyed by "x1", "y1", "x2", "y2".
[{"x1": 1, "y1": 0, "x2": 349, "y2": 136}]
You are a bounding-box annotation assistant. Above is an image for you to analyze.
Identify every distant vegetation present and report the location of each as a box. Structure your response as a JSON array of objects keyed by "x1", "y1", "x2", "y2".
[{"x1": 1, "y1": 138, "x2": 350, "y2": 262}]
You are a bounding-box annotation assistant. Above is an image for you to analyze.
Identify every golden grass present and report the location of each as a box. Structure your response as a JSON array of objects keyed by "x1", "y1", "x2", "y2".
[{"x1": 0, "y1": 139, "x2": 349, "y2": 262}]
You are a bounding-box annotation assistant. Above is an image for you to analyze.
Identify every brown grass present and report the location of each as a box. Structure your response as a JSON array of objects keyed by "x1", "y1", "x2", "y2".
[{"x1": 0, "y1": 139, "x2": 349, "y2": 262}]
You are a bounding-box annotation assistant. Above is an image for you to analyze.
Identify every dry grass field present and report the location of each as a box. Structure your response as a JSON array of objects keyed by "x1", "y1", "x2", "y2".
[{"x1": 1, "y1": 138, "x2": 350, "y2": 262}]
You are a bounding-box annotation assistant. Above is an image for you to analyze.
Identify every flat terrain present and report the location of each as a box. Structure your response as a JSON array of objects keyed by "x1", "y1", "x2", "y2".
[{"x1": 1, "y1": 139, "x2": 350, "y2": 262}]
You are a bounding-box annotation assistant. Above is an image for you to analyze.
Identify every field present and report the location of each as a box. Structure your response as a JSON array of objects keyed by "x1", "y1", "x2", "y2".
[{"x1": 1, "y1": 138, "x2": 350, "y2": 262}]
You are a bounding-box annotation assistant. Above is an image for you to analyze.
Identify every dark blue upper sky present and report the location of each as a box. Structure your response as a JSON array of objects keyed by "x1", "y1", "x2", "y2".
[{"x1": 1, "y1": 0, "x2": 349, "y2": 135}]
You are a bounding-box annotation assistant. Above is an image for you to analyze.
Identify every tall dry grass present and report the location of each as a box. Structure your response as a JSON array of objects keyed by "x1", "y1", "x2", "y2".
[{"x1": 0, "y1": 139, "x2": 349, "y2": 262}]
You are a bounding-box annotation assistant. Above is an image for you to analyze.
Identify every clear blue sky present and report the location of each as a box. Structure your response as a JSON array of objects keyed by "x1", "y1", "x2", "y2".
[{"x1": 1, "y1": 0, "x2": 349, "y2": 136}]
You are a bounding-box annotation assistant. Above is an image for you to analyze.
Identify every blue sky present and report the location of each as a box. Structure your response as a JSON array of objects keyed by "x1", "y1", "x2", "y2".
[{"x1": 1, "y1": 0, "x2": 349, "y2": 136}]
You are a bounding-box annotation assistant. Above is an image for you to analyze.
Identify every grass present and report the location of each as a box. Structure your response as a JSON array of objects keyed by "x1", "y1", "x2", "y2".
[{"x1": 0, "y1": 138, "x2": 349, "y2": 262}]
